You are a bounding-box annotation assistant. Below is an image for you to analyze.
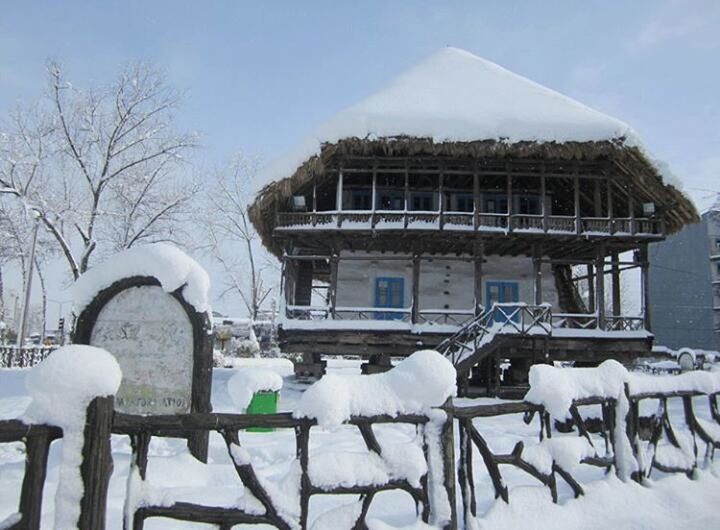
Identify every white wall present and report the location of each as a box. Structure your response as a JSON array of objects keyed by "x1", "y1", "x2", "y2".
[{"x1": 335, "y1": 251, "x2": 559, "y2": 311}]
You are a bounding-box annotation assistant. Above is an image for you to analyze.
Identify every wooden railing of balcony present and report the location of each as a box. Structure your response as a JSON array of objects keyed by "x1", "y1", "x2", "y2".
[{"x1": 277, "y1": 211, "x2": 663, "y2": 237}]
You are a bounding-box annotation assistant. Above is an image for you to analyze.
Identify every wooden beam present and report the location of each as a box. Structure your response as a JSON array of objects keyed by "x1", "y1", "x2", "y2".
[
  {"x1": 329, "y1": 254, "x2": 339, "y2": 318},
  {"x1": 574, "y1": 171, "x2": 581, "y2": 235},
  {"x1": 474, "y1": 240, "x2": 484, "y2": 315},
  {"x1": 336, "y1": 168, "x2": 343, "y2": 228},
  {"x1": 639, "y1": 244, "x2": 650, "y2": 331},
  {"x1": 540, "y1": 163, "x2": 547, "y2": 232},
  {"x1": 587, "y1": 264, "x2": 595, "y2": 311},
  {"x1": 411, "y1": 254, "x2": 421, "y2": 324},
  {"x1": 611, "y1": 251, "x2": 621, "y2": 316},
  {"x1": 533, "y1": 243, "x2": 543, "y2": 305},
  {"x1": 439, "y1": 164, "x2": 445, "y2": 230},
  {"x1": 506, "y1": 164, "x2": 513, "y2": 232},
  {"x1": 473, "y1": 167, "x2": 480, "y2": 231},
  {"x1": 595, "y1": 243, "x2": 606, "y2": 329},
  {"x1": 371, "y1": 162, "x2": 377, "y2": 229}
]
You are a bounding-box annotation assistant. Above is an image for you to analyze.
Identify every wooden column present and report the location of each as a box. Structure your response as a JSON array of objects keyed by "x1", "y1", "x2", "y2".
[
  {"x1": 411, "y1": 254, "x2": 421, "y2": 324},
  {"x1": 371, "y1": 163, "x2": 377, "y2": 229},
  {"x1": 639, "y1": 244, "x2": 651, "y2": 331},
  {"x1": 473, "y1": 169, "x2": 480, "y2": 231},
  {"x1": 607, "y1": 179, "x2": 614, "y2": 234},
  {"x1": 336, "y1": 169, "x2": 343, "y2": 228},
  {"x1": 540, "y1": 165, "x2": 547, "y2": 232},
  {"x1": 611, "y1": 251, "x2": 621, "y2": 317},
  {"x1": 628, "y1": 193, "x2": 635, "y2": 235},
  {"x1": 595, "y1": 244, "x2": 606, "y2": 329},
  {"x1": 329, "y1": 254, "x2": 339, "y2": 318},
  {"x1": 404, "y1": 161, "x2": 410, "y2": 229},
  {"x1": 473, "y1": 240, "x2": 484, "y2": 316},
  {"x1": 506, "y1": 164, "x2": 513, "y2": 232},
  {"x1": 311, "y1": 183, "x2": 317, "y2": 226},
  {"x1": 533, "y1": 244, "x2": 543, "y2": 305},
  {"x1": 438, "y1": 166, "x2": 445, "y2": 230},
  {"x1": 574, "y1": 173, "x2": 581, "y2": 235}
]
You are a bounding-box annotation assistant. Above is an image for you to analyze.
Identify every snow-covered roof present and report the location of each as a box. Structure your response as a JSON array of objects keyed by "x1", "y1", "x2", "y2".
[
  {"x1": 249, "y1": 47, "x2": 699, "y2": 255},
  {"x1": 257, "y1": 47, "x2": 639, "y2": 189}
]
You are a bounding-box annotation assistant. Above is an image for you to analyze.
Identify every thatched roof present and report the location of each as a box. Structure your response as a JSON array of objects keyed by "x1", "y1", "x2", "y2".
[
  {"x1": 249, "y1": 137, "x2": 699, "y2": 257},
  {"x1": 248, "y1": 48, "x2": 699, "y2": 256}
]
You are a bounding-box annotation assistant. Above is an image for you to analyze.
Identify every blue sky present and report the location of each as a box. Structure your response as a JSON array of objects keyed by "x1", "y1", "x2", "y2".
[{"x1": 2, "y1": 0, "x2": 719, "y2": 316}]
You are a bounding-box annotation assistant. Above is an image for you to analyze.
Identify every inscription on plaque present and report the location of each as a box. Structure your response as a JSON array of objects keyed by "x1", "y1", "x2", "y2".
[{"x1": 90, "y1": 285, "x2": 194, "y2": 414}]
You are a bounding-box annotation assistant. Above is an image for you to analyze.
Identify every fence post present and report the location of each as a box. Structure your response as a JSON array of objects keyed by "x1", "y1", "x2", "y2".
[
  {"x1": 18, "y1": 433, "x2": 53, "y2": 529},
  {"x1": 78, "y1": 396, "x2": 115, "y2": 530},
  {"x1": 441, "y1": 407, "x2": 457, "y2": 530}
]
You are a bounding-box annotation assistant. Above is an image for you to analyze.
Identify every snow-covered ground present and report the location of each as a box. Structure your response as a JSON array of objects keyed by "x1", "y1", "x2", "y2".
[{"x1": 2, "y1": 358, "x2": 720, "y2": 529}]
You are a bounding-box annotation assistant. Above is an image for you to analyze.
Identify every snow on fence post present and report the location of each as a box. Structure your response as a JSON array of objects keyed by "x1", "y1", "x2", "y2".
[{"x1": 23, "y1": 345, "x2": 122, "y2": 530}]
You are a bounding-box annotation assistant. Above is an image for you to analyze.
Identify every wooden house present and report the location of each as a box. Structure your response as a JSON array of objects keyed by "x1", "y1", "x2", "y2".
[{"x1": 249, "y1": 48, "x2": 698, "y2": 395}]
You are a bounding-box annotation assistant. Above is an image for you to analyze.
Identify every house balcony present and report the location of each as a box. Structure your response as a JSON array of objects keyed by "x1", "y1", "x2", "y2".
[
  {"x1": 279, "y1": 303, "x2": 650, "y2": 357},
  {"x1": 276, "y1": 210, "x2": 663, "y2": 239}
]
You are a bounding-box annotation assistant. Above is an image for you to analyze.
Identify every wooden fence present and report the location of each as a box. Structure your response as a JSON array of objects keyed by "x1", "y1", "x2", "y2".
[{"x1": 1, "y1": 383, "x2": 720, "y2": 529}]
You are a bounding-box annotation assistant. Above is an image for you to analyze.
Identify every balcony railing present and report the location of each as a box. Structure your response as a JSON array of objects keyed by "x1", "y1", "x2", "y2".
[
  {"x1": 283, "y1": 304, "x2": 646, "y2": 334},
  {"x1": 277, "y1": 211, "x2": 663, "y2": 237}
]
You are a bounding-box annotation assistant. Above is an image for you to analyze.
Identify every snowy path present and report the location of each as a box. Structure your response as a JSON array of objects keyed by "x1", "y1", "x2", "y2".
[{"x1": 2, "y1": 359, "x2": 720, "y2": 529}]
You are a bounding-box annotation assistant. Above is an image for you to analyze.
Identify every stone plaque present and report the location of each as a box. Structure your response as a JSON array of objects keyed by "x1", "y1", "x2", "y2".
[{"x1": 89, "y1": 285, "x2": 193, "y2": 415}]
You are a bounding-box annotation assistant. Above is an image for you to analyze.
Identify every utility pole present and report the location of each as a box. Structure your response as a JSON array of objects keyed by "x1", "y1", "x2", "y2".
[{"x1": 17, "y1": 217, "x2": 40, "y2": 347}]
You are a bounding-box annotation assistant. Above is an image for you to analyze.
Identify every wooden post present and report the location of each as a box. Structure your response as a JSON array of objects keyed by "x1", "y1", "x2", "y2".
[
  {"x1": 295, "y1": 424, "x2": 311, "y2": 530},
  {"x1": 473, "y1": 169, "x2": 480, "y2": 231},
  {"x1": 639, "y1": 244, "x2": 651, "y2": 331},
  {"x1": 540, "y1": 165, "x2": 547, "y2": 232},
  {"x1": 611, "y1": 251, "x2": 621, "y2": 317},
  {"x1": 596, "y1": 244, "x2": 606, "y2": 329},
  {"x1": 329, "y1": 254, "x2": 339, "y2": 319},
  {"x1": 606, "y1": 178, "x2": 614, "y2": 234},
  {"x1": 574, "y1": 173, "x2": 581, "y2": 235},
  {"x1": 628, "y1": 193, "x2": 635, "y2": 235},
  {"x1": 312, "y1": 183, "x2": 317, "y2": 227},
  {"x1": 474, "y1": 240, "x2": 484, "y2": 316},
  {"x1": 19, "y1": 433, "x2": 53, "y2": 530},
  {"x1": 336, "y1": 169, "x2": 343, "y2": 228},
  {"x1": 411, "y1": 255, "x2": 421, "y2": 324},
  {"x1": 587, "y1": 264, "x2": 595, "y2": 313},
  {"x1": 404, "y1": 161, "x2": 410, "y2": 229},
  {"x1": 506, "y1": 165, "x2": 513, "y2": 232},
  {"x1": 440, "y1": 406, "x2": 457, "y2": 530},
  {"x1": 78, "y1": 396, "x2": 114, "y2": 530},
  {"x1": 438, "y1": 166, "x2": 445, "y2": 230},
  {"x1": 533, "y1": 244, "x2": 543, "y2": 305},
  {"x1": 371, "y1": 162, "x2": 377, "y2": 229}
]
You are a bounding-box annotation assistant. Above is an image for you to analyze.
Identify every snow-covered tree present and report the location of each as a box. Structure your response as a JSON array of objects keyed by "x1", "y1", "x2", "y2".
[
  {"x1": 200, "y1": 154, "x2": 275, "y2": 320},
  {"x1": 0, "y1": 61, "x2": 198, "y2": 280}
]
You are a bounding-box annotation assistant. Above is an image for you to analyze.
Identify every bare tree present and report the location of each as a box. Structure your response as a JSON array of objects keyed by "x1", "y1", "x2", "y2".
[
  {"x1": 202, "y1": 155, "x2": 275, "y2": 319},
  {"x1": 0, "y1": 61, "x2": 198, "y2": 279}
]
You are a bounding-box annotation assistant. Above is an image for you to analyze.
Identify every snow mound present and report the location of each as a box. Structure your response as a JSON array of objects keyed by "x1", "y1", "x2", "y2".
[
  {"x1": 72, "y1": 243, "x2": 211, "y2": 316},
  {"x1": 256, "y1": 47, "x2": 667, "y2": 192},
  {"x1": 525, "y1": 360, "x2": 628, "y2": 419},
  {"x1": 521, "y1": 438, "x2": 596, "y2": 475},
  {"x1": 227, "y1": 368, "x2": 284, "y2": 412},
  {"x1": 24, "y1": 345, "x2": 122, "y2": 427},
  {"x1": 295, "y1": 350, "x2": 456, "y2": 427}
]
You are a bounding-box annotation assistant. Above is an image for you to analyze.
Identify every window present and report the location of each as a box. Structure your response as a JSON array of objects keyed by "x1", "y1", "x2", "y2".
[
  {"x1": 451, "y1": 193, "x2": 474, "y2": 212},
  {"x1": 483, "y1": 194, "x2": 508, "y2": 214},
  {"x1": 410, "y1": 192, "x2": 436, "y2": 211},
  {"x1": 350, "y1": 190, "x2": 371, "y2": 210},
  {"x1": 715, "y1": 238, "x2": 720, "y2": 251},
  {"x1": 374, "y1": 277, "x2": 405, "y2": 320},
  {"x1": 377, "y1": 190, "x2": 404, "y2": 210},
  {"x1": 517, "y1": 195, "x2": 541, "y2": 215}
]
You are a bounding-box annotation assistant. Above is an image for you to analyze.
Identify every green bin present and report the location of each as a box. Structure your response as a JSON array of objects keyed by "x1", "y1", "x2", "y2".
[{"x1": 246, "y1": 390, "x2": 279, "y2": 432}]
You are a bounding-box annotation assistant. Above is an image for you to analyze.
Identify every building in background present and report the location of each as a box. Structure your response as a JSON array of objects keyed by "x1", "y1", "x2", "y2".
[{"x1": 649, "y1": 203, "x2": 720, "y2": 351}]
